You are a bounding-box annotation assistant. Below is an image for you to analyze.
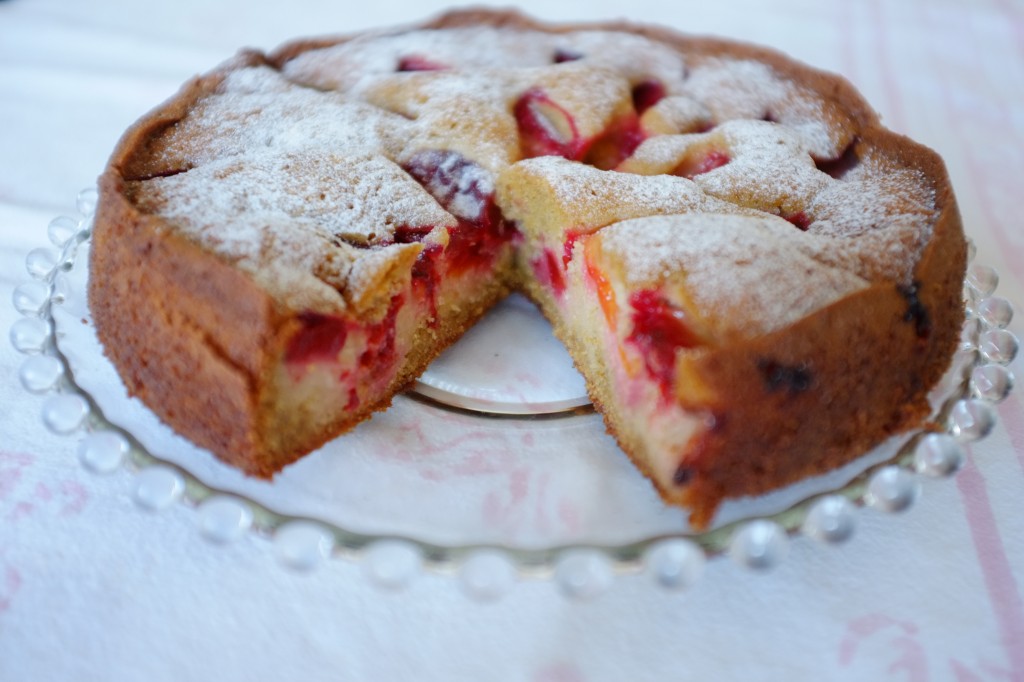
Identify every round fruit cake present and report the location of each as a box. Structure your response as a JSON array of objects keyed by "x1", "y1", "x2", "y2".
[{"x1": 89, "y1": 9, "x2": 966, "y2": 528}]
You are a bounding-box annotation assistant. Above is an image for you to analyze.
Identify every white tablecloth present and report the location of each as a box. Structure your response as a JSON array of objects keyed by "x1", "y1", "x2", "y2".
[{"x1": 2, "y1": 1, "x2": 1022, "y2": 680}]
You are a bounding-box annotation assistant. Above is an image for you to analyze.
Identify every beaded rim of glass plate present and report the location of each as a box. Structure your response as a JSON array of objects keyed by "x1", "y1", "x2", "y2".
[{"x1": 9, "y1": 188, "x2": 1018, "y2": 600}]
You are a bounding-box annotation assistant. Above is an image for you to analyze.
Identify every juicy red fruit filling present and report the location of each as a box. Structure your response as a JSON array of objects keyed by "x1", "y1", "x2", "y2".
[
  {"x1": 409, "y1": 242, "x2": 443, "y2": 321},
  {"x1": 514, "y1": 88, "x2": 585, "y2": 160},
  {"x1": 285, "y1": 313, "x2": 348, "y2": 365},
  {"x1": 396, "y1": 55, "x2": 448, "y2": 72},
  {"x1": 583, "y1": 115, "x2": 645, "y2": 170},
  {"x1": 531, "y1": 248, "x2": 566, "y2": 296},
  {"x1": 552, "y1": 48, "x2": 583, "y2": 63},
  {"x1": 562, "y1": 230, "x2": 585, "y2": 268},
  {"x1": 403, "y1": 150, "x2": 516, "y2": 275},
  {"x1": 392, "y1": 225, "x2": 443, "y2": 324},
  {"x1": 513, "y1": 88, "x2": 647, "y2": 169},
  {"x1": 673, "y1": 150, "x2": 730, "y2": 179},
  {"x1": 631, "y1": 80, "x2": 666, "y2": 114},
  {"x1": 626, "y1": 290, "x2": 702, "y2": 398},
  {"x1": 784, "y1": 211, "x2": 811, "y2": 230},
  {"x1": 446, "y1": 204, "x2": 513, "y2": 274},
  {"x1": 358, "y1": 295, "x2": 403, "y2": 382},
  {"x1": 285, "y1": 295, "x2": 405, "y2": 398},
  {"x1": 531, "y1": 230, "x2": 589, "y2": 298}
]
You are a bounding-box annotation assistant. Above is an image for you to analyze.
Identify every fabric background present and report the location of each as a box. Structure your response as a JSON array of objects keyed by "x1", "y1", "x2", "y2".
[{"x1": 1, "y1": 1, "x2": 1022, "y2": 680}]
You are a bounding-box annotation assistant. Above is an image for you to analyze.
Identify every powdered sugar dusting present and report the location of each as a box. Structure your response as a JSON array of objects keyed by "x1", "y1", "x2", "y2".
[
  {"x1": 344, "y1": 242, "x2": 422, "y2": 313},
  {"x1": 361, "y1": 62, "x2": 634, "y2": 175},
  {"x1": 128, "y1": 23, "x2": 941, "y2": 319},
  {"x1": 619, "y1": 119, "x2": 935, "y2": 282},
  {"x1": 690, "y1": 120, "x2": 830, "y2": 215},
  {"x1": 131, "y1": 149, "x2": 454, "y2": 313},
  {"x1": 557, "y1": 30, "x2": 688, "y2": 90},
  {"x1": 805, "y1": 161, "x2": 937, "y2": 281},
  {"x1": 283, "y1": 26, "x2": 688, "y2": 94},
  {"x1": 361, "y1": 70, "x2": 520, "y2": 174},
  {"x1": 640, "y1": 95, "x2": 712, "y2": 134},
  {"x1": 683, "y1": 58, "x2": 839, "y2": 157},
  {"x1": 502, "y1": 156, "x2": 751, "y2": 236},
  {"x1": 283, "y1": 28, "x2": 561, "y2": 92},
  {"x1": 598, "y1": 213, "x2": 869, "y2": 339},
  {"x1": 154, "y1": 66, "x2": 410, "y2": 169}
]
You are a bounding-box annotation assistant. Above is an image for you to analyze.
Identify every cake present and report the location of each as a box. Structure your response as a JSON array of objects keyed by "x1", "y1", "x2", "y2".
[{"x1": 89, "y1": 9, "x2": 966, "y2": 528}]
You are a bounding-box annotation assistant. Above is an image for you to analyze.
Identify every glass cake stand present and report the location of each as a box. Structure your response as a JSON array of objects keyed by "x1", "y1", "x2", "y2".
[{"x1": 10, "y1": 189, "x2": 1019, "y2": 600}]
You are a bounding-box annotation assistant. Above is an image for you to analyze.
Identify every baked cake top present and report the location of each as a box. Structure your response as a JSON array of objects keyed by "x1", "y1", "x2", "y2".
[{"x1": 119, "y1": 19, "x2": 941, "y2": 337}]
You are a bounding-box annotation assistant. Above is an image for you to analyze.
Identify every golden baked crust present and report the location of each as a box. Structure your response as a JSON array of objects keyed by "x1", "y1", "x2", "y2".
[{"x1": 90, "y1": 8, "x2": 965, "y2": 527}]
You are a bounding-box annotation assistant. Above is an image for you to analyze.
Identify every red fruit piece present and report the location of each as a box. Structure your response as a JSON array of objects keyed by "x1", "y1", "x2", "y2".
[
  {"x1": 784, "y1": 211, "x2": 811, "y2": 230},
  {"x1": 626, "y1": 290, "x2": 703, "y2": 398},
  {"x1": 397, "y1": 55, "x2": 448, "y2": 72},
  {"x1": 553, "y1": 48, "x2": 583, "y2": 63},
  {"x1": 345, "y1": 387, "x2": 359, "y2": 411},
  {"x1": 631, "y1": 80, "x2": 666, "y2": 114},
  {"x1": 404, "y1": 149, "x2": 491, "y2": 221},
  {"x1": 444, "y1": 207, "x2": 515, "y2": 275},
  {"x1": 515, "y1": 88, "x2": 651, "y2": 169},
  {"x1": 531, "y1": 247, "x2": 567, "y2": 296},
  {"x1": 514, "y1": 88, "x2": 584, "y2": 160},
  {"x1": 410, "y1": 242, "x2": 443, "y2": 324},
  {"x1": 673, "y1": 150, "x2": 730, "y2": 179},
  {"x1": 562, "y1": 230, "x2": 586, "y2": 268},
  {"x1": 392, "y1": 225, "x2": 440, "y2": 324},
  {"x1": 814, "y1": 142, "x2": 860, "y2": 179},
  {"x1": 393, "y1": 225, "x2": 433, "y2": 243},
  {"x1": 285, "y1": 295, "x2": 406, "y2": 383},
  {"x1": 285, "y1": 313, "x2": 349, "y2": 365},
  {"x1": 583, "y1": 114, "x2": 645, "y2": 170},
  {"x1": 531, "y1": 231, "x2": 594, "y2": 298},
  {"x1": 358, "y1": 294, "x2": 404, "y2": 381},
  {"x1": 402, "y1": 150, "x2": 517, "y2": 277}
]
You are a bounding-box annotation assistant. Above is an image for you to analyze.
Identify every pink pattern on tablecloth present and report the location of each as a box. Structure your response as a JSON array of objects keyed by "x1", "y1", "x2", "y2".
[
  {"x1": 481, "y1": 468, "x2": 582, "y2": 537},
  {"x1": 950, "y1": 658, "x2": 1015, "y2": 682},
  {"x1": 951, "y1": 660, "x2": 984, "y2": 682},
  {"x1": 0, "y1": 451, "x2": 90, "y2": 617},
  {"x1": 0, "y1": 451, "x2": 32, "y2": 503},
  {"x1": 377, "y1": 412, "x2": 583, "y2": 536},
  {"x1": 839, "y1": 613, "x2": 927, "y2": 680},
  {"x1": 912, "y1": 3, "x2": 1024, "y2": 677},
  {"x1": 380, "y1": 419, "x2": 514, "y2": 466},
  {"x1": 865, "y1": 0, "x2": 908, "y2": 133},
  {"x1": 0, "y1": 561, "x2": 22, "y2": 615},
  {"x1": 948, "y1": 137, "x2": 1024, "y2": 289},
  {"x1": 1, "y1": 450, "x2": 90, "y2": 524},
  {"x1": 999, "y1": 394, "x2": 1024, "y2": 474},
  {"x1": 920, "y1": 0, "x2": 1024, "y2": 286},
  {"x1": 956, "y1": 456, "x2": 1024, "y2": 680},
  {"x1": 850, "y1": 4, "x2": 1024, "y2": 677},
  {"x1": 994, "y1": 0, "x2": 1024, "y2": 66},
  {"x1": 835, "y1": 0, "x2": 856, "y2": 88},
  {"x1": 532, "y1": 662, "x2": 586, "y2": 682}
]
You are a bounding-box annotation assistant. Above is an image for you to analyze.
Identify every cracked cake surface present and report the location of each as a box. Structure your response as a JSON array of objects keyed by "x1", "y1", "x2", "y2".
[{"x1": 89, "y1": 9, "x2": 966, "y2": 527}]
